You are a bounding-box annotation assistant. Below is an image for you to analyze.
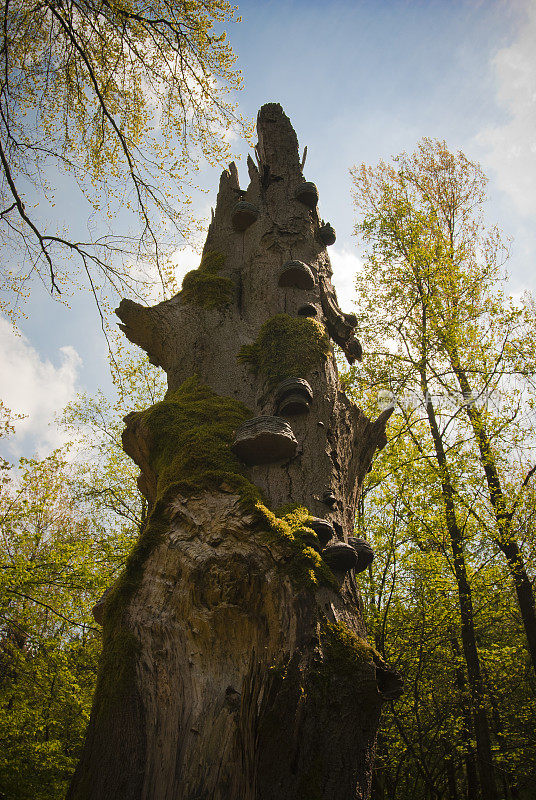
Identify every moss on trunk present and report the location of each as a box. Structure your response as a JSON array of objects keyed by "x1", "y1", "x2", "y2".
[
  {"x1": 180, "y1": 251, "x2": 235, "y2": 311},
  {"x1": 239, "y1": 314, "x2": 331, "y2": 390},
  {"x1": 140, "y1": 375, "x2": 256, "y2": 502}
]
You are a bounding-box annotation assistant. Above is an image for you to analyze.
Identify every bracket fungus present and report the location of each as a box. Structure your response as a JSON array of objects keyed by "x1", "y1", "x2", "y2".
[
  {"x1": 274, "y1": 377, "x2": 313, "y2": 416},
  {"x1": 322, "y1": 490, "x2": 337, "y2": 508},
  {"x1": 319, "y1": 222, "x2": 336, "y2": 246},
  {"x1": 376, "y1": 663, "x2": 404, "y2": 700},
  {"x1": 297, "y1": 303, "x2": 318, "y2": 317},
  {"x1": 297, "y1": 528, "x2": 323, "y2": 553},
  {"x1": 345, "y1": 335, "x2": 363, "y2": 364},
  {"x1": 322, "y1": 542, "x2": 359, "y2": 572},
  {"x1": 231, "y1": 416, "x2": 298, "y2": 465},
  {"x1": 307, "y1": 517, "x2": 336, "y2": 547},
  {"x1": 232, "y1": 200, "x2": 259, "y2": 231},
  {"x1": 295, "y1": 180, "x2": 319, "y2": 208},
  {"x1": 91, "y1": 587, "x2": 112, "y2": 625},
  {"x1": 348, "y1": 537, "x2": 374, "y2": 573},
  {"x1": 278, "y1": 260, "x2": 315, "y2": 290}
]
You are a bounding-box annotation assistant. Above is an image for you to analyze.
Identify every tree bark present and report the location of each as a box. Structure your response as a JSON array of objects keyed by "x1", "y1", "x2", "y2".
[{"x1": 68, "y1": 104, "x2": 400, "y2": 800}]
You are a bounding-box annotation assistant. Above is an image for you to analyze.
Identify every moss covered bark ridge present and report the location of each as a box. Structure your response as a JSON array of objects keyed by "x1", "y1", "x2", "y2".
[
  {"x1": 105, "y1": 497, "x2": 339, "y2": 633},
  {"x1": 180, "y1": 250, "x2": 235, "y2": 311},
  {"x1": 94, "y1": 378, "x2": 344, "y2": 729},
  {"x1": 139, "y1": 374, "x2": 257, "y2": 503},
  {"x1": 109, "y1": 378, "x2": 340, "y2": 627},
  {"x1": 321, "y1": 619, "x2": 379, "y2": 672},
  {"x1": 238, "y1": 314, "x2": 331, "y2": 390},
  {"x1": 253, "y1": 504, "x2": 338, "y2": 591}
]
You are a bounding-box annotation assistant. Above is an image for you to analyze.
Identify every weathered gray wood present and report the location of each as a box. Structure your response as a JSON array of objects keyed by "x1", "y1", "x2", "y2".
[{"x1": 69, "y1": 103, "x2": 399, "y2": 800}]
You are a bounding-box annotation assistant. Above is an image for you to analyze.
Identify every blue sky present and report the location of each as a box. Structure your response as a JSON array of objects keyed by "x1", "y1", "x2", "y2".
[{"x1": 2, "y1": 0, "x2": 535, "y2": 458}]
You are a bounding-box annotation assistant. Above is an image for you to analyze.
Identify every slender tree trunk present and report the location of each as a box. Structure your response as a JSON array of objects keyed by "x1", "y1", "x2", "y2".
[
  {"x1": 446, "y1": 751, "x2": 460, "y2": 800},
  {"x1": 483, "y1": 666, "x2": 520, "y2": 800},
  {"x1": 370, "y1": 734, "x2": 387, "y2": 800},
  {"x1": 421, "y1": 369, "x2": 499, "y2": 800},
  {"x1": 451, "y1": 636, "x2": 479, "y2": 800},
  {"x1": 447, "y1": 347, "x2": 536, "y2": 676},
  {"x1": 391, "y1": 710, "x2": 441, "y2": 800},
  {"x1": 68, "y1": 104, "x2": 400, "y2": 800}
]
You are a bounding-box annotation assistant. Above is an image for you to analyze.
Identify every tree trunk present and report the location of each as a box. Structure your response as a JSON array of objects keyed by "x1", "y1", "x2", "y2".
[
  {"x1": 448, "y1": 346, "x2": 536, "y2": 677},
  {"x1": 68, "y1": 104, "x2": 401, "y2": 800},
  {"x1": 421, "y1": 373, "x2": 499, "y2": 800},
  {"x1": 446, "y1": 752, "x2": 460, "y2": 800},
  {"x1": 450, "y1": 636, "x2": 479, "y2": 800}
]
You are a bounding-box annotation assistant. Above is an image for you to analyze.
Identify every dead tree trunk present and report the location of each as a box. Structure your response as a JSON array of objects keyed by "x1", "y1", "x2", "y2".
[{"x1": 68, "y1": 103, "x2": 401, "y2": 800}]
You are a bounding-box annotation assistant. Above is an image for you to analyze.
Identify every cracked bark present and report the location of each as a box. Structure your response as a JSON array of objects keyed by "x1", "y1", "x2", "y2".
[{"x1": 68, "y1": 103, "x2": 398, "y2": 800}]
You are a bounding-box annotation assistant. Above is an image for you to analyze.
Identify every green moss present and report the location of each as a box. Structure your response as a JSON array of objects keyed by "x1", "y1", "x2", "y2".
[
  {"x1": 105, "y1": 510, "x2": 169, "y2": 622},
  {"x1": 322, "y1": 620, "x2": 378, "y2": 674},
  {"x1": 88, "y1": 620, "x2": 142, "y2": 739},
  {"x1": 254, "y1": 504, "x2": 338, "y2": 591},
  {"x1": 180, "y1": 250, "x2": 235, "y2": 311},
  {"x1": 141, "y1": 375, "x2": 257, "y2": 503},
  {"x1": 238, "y1": 314, "x2": 331, "y2": 390},
  {"x1": 94, "y1": 629, "x2": 141, "y2": 712},
  {"x1": 305, "y1": 620, "x2": 378, "y2": 703}
]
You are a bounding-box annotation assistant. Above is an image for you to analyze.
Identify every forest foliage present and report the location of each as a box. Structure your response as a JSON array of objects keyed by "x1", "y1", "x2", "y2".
[{"x1": 0, "y1": 351, "x2": 162, "y2": 799}]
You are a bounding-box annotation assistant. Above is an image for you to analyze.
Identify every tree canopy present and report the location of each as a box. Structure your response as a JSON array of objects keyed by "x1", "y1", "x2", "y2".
[{"x1": 0, "y1": 0, "x2": 245, "y2": 318}]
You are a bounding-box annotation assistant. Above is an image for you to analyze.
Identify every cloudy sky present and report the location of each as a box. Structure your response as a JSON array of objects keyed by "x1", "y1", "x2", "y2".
[{"x1": 1, "y1": 0, "x2": 535, "y2": 459}]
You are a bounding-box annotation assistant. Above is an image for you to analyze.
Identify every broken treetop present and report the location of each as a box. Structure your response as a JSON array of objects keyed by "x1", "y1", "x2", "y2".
[
  {"x1": 116, "y1": 102, "x2": 360, "y2": 403},
  {"x1": 116, "y1": 103, "x2": 373, "y2": 527}
]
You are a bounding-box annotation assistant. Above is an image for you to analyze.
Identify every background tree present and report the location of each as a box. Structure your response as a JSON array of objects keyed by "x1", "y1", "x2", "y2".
[
  {"x1": 0, "y1": 448, "x2": 105, "y2": 799},
  {"x1": 345, "y1": 140, "x2": 536, "y2": 798},
  {"x1": 0, "y1": 0, "x2": 246, "y2": 319},
  {"x1": 357, "y1": 425, "x2": 536, "y2": 799},
  {"x1": 351, "y1": 140, "x2": 536, "y2": 676}
]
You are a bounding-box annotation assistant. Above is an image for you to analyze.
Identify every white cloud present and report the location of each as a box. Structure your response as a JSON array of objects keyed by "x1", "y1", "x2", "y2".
[
  {"x1": 0, "y1": 318, "x2": 82, "y2": 458},
  {"x1": 170, "y1": 244, "x2": 203, "y2": 286},
  {"x1": 124, "y1": 243, "x2": 203, "y2": 306},
  {"x1": 329, "y1": 247, "x2": 362, "y2": 311},
  {"x1": 477, "y1": 1, "x2": 536, "y2": 216}
]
